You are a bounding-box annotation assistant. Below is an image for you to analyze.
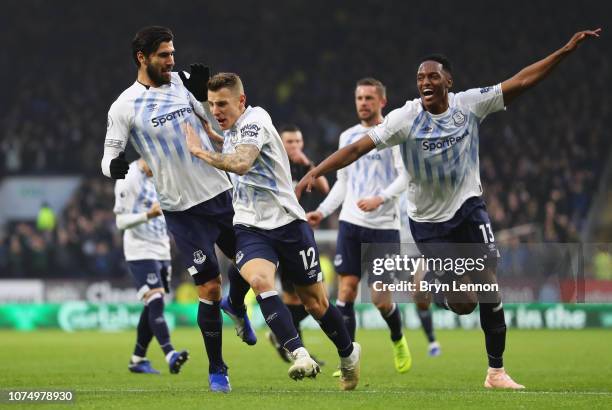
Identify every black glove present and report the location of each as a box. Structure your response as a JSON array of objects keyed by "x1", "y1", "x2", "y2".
[
  {"x1": 178, "y1": 64, "x2": 210, "y2": 102},
  {"x1": 109, "y1": 152, "x2": 129, "y2": 179}
]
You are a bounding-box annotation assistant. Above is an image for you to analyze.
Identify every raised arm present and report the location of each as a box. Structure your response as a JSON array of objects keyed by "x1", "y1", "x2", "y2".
[
  {"x1": 295, "y1": 135, "x2": 375, "y2": 199},
  {"x1": 501, "y1": 28, "x2": 601, "y2": 106},
  {"x1": 184, "y1": 123, "x2": 258, "y2": 175}
]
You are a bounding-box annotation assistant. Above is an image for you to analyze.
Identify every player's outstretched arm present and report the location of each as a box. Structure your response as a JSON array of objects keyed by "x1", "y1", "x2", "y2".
[
  {"x1": 295, "y1": 135, "x2": 375, "y2": 199},
  {"x1": 501, "y1": 28, "x2": 601, "y2": 105},
  {"x1": 184, "y1": 123, "x2": 258, "y2": 175}
]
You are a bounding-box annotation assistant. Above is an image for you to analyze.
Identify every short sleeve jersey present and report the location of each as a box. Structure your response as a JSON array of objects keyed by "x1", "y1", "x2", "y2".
[
  {"x1": 114, "y1": 161, "x2": 171, "y2": 261},
  {"x1": 223, "y1": 106, "x2": 306, "y2": 229},
  {"x1": 105, "y1": 73, "x2": 232, "y2": 211},
  {"x1": 369, "y1": 84, "x2": 504, "y2": 222}
]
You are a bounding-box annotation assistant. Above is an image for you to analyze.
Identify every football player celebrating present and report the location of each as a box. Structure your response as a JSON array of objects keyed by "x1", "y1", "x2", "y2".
[
  {"x1": 296, "y1": 28, "x2": 601, "y2": 389},
  {"x1": 102, "y1": 26, "x2": 255, "y2": 393},
  {"x1": 185, "y1": 72, "x2": 361, "y2": 391}
]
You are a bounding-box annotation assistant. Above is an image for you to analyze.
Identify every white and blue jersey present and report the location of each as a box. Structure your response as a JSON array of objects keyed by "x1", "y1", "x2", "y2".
[
  {"x1": 103, "y1": 73, "x2": 232, "y2": 211},
  {"x1": 114, "y1": 161, "x2": 170, "y2": 261},
  {"x1": 317, "y1": 123, "x2": 405, "y2": 230},
  {"x1": 370, "y1": 84, "x2": 505, "y2": 223},
  {"x1": 223, "y1": 106, "x2": 306, "y2": 230}
]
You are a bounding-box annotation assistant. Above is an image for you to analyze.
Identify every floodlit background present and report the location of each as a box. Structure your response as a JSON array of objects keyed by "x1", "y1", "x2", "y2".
[{"x1": 0, "y1": 2, "x2": 611, "y2": 407}]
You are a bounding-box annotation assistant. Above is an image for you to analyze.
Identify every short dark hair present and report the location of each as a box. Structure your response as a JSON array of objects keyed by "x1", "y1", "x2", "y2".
[
  {"x1": 420, "y1": 54, "x2": 453, "y2": 76},
  {"x1": 355, "y1": 77, "x2": 386, "y2": 98},
  {"x1": 132, "y1": 26, "x2": 174, "y2": 67},
  {"x1": 207, "y1": 72, "x2": 244, "y2": 93},
  {"x1": 279, "y1": 124, "x2": 301, "y2": 134}
]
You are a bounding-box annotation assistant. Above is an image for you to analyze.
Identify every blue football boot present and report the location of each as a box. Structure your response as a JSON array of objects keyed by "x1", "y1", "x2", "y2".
[
  {"x1": 220, "y1": 296, "x2": 257, "y2": 345},
  {"x1": 209, "y1": 370, "x2": 231, "y2": 393},
  {"x1": 169, "y1": 350, "x2": 189, "y2": 374},
  {"x1": 128, "y1": 359, "x2": 160, "y2": 374}
]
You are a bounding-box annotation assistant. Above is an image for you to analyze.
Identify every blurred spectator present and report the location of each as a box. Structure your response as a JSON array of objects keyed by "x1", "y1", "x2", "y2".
[
  {"x1": 36, "y1": 202, "x2": 56, "y2": 232},
  {"x1": 594, "y1": 247, "x2": 612, "y2": 280},
  {"x1": 1, "y1": 178, "x2": 125, "y2": 278}
]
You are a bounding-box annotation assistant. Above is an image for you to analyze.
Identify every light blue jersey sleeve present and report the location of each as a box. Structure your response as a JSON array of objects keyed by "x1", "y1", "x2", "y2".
[
  {"x1": 102, "y1": 100, "x2": 133, "y2": 177},
  {"x1": 369, "y1": 100, "x2": 419, "y2": 149},
  {"x1": 235, "y1": 119, "x2": 266, "y2": 151},
  {"x1": 453, "y1": 83, "x2": 505, "y2": 122}
]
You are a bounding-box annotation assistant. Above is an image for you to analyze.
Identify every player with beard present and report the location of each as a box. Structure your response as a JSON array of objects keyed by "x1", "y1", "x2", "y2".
[
  {"x1": 296, "y1": 28, "x2": 601, "y2": 389},
  {"x1": 101, "y1": 26, "x2": 255, "y2": 393}
]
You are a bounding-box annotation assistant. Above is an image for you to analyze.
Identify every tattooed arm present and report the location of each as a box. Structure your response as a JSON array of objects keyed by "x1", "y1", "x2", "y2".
[{"x1": 184, "y1": 123, "x2": 259, "y2": 175}]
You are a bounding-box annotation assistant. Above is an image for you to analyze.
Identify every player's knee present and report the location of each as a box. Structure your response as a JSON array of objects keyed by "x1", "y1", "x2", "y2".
[
  {"x1": 338, "y1": 276, "x2": 359, "y2": 302},
  {"x1": 374, "y1": 300, "x2": 394, "y2": 315},
  {"x1": 303, "y1": 295, "x2": 329, "y2": 318},
  {"x1": 143, "y1": 288, "x2": 164, "y2": 304},
  {"x1": 413, "y1": 290, "x2": 431, "y2": 307},
  {"x1": 449, "y1": 301, "x2": 477, "y2": 315},
  {"x1": 144, "y1": 289, "x2": 164, "y2": 305},
  {"x1": 197, "y1": 277, "x2": 222, "y2": 301},
  {"x1": 282, "y1": 291, "x2": 301, "y2": 305},
  {"x1": 248, "y1": 273, "x2": 274, "y2": 294}
]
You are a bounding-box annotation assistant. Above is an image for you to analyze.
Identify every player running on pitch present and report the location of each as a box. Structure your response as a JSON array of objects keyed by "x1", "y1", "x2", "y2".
[
  {"x1": 184, "y1": 72, "x2": 361, "y2": 390},
  {"x1": 114, "y1": 157, "x2": 189, "y2": 375},
  {"x1": 101, "y1": 26, "x2": 255, "y2": 393},
  {"x1": 306, "y1": 78, "x2": 413, "y2": 375},
  {"x1": 265, "y1": 124, "x2": 329, "y2": 366},
  {"x1": 296, "y1": 28, "x2": 601, "y2": 389}
]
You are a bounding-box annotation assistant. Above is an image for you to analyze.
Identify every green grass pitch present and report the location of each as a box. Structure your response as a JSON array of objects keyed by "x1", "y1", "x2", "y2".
[{"x1": 1, "y1": 328, "x2": 611, "y2": 409}]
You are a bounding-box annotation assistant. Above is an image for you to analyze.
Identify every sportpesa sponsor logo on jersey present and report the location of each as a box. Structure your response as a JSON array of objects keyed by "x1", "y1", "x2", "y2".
[
  {"x1": 422, "y1": 130, "x2": 469, "y2": 151},
  {"x1": 151, "y1": 107, "x2": 193, "y2": 127}
]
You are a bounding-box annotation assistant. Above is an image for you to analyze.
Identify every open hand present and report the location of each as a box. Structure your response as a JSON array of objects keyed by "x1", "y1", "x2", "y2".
[{"x1": 564, "y1": 28, "x2": 602, "y2": 52}]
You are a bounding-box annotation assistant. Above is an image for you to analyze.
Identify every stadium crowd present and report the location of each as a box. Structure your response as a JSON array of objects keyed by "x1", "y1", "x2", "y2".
[
  {"x1": 0, "y1": 179, "x2": 125, "y2": 277},
  {"x1": 0, "y1": 1, "x2": 609, "y2": 279}
]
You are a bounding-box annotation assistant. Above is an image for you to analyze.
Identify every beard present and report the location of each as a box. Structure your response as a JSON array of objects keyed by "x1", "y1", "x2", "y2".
[
  {"x1": 146, "y1": 64, "x2": 170, "y2": 86},
  {"x1": 359, "y1": 110, "x2": 376, "y2": 123}
]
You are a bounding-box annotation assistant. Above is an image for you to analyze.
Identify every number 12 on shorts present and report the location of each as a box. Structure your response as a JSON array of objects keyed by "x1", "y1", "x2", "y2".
[
  {"x1": 299, "y1": 247, "x2": 319, "y2": 269},
  {"x1": 479, "y1": 223, "x2": 495, "y2": 243}
]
